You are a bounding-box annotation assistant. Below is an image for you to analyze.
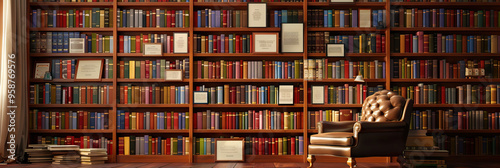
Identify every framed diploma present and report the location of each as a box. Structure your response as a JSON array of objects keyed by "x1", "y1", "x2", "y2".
[
  {"x1": 281, "y1": 23, "x2": 304, "y2": 53},
  {"x1": 165, "y1": 69, "x2": 183, "y2": 81},
  {"x1": 326, "y1": 43, "x2": 345, "y2": 57},
  {"x1": 143, "y1": 43, "x2": 163, "y2": 56},
  {"x1": 69, "y1": 38, "x2": 85, "y2": 53},
  {"x1": 34, "y1": 62, "x2": 51, "y2": 79},
  {"x1": 194, "y1": 91, "x2": 209, "y2": 104},
  {"x1": 215, "y1": 138, "x2": 244, "y2": 162},
  {"x1": 278, "y1": 85, "x2": 294, "y2": 105},
  {"x1": 359, "y1": 9, "x2": 371, "y2": 28},
  {"x1": 75, "y1": 59, "x2": 103, "y2": 81},
  {"x1": 173, "y1": 32, "x2": 188, "y2": 54},
  {"x1": 248, "y1": 3, "x2": 267, "y2": 28},
  {"x1": 312, "y1": 86, "x2": 325, "y2": 104},
  {"x1": 252, "y1": 32, "x2": 279, "y2": 54}
]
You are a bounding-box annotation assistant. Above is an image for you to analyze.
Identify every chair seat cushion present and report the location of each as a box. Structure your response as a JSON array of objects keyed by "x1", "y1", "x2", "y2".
[{"x1": 310, "y1": 132, "x2": 354, "y2": 146}]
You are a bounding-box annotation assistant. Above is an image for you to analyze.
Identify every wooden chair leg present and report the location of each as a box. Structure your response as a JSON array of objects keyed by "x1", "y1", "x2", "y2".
[
  {"x1": 307, "y1": 155, "x2": 315, "y2": 168},
  {"x1": 347, "y1": 157, "x2": 356, "y2": 168}
]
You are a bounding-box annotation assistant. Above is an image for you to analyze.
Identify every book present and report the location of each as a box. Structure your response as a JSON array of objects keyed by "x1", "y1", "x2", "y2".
[
  {"x1": 116, "y1": 111, "x2": 188, "y2": 130},
  {"x1": 308, "y1": 32, "x2": 385, "y2": 53},
  {"x1": 391, "y1": 8, "x2": 500, "y2": 28},
  {"x1": 194, "y1": 110, "x2": 302, "y2": 130},
  {"x1": 118, "y1": 84, "x2": 189, "y2": 104},
  {"x1": 308, "y1": 9, "x2": 385, "y2": 28},
  {"x1": 195, "y1": 9, "x2": 247, "y2": 28},
  {"x1": 29, "y1": 110, "x2": 109, "y2": 130},
  {"x1": 118, "y1": 59, "x2": 189, "y2": 79},
  {"x1": 117, "y1": 9, "x2": 189, "y2": 28},
  {"x1": 194, "y1": 136, "x2": 304, "y2": 155},
  {"x1": 391, "y1": 58, "x2": 500, "y2": 79},
  {"x1": 118, "y1": 135, "x2": 187, "y2": 155},
  {"x1": 305, "y1": 59, "x2": 385, "y2": 80},
  {"x1": 194, "y1": 84, "x2": 304, "y2": 104},
  {"x1": 195, "y1": 60, "x2": 303, "y2": 79},
  {"x1": 29, "y1": 84, "x2": 113, "y2": 105},
  {"x1": 29, "y1": 32, "x2": 113, "y2": 53}
]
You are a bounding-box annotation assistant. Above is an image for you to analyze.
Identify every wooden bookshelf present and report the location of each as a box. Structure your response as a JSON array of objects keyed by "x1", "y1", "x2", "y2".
[
  {"x1": 193, "y1": 130, "x2": 304, "y2": 134},
  {"x1": 426, "y1": 129, "x2": 500, "y2": 134},
  {"x1": 30, "y1": 28, "x2": 114, "y2": 32},
  {"x1": 117, "y1": 28, "x2": 189, "y2": 32},
  {"x1": 193, "y1": 155, "x2": 304, "y2": 163},
  {"x1": 391, "y1": 79, "x2": 500, "y2": 83},
  {"x1": 29, "y1": 2, "x2": 113, "y2": 7},
  {"x1": 29, "y1": 129, "x2": 114, "y2": 134},
  {"x1": 390, "y1": 2, "x2": 500, "y2": 7},
  {"x1": 30, "y1": 53, "x2": 114, "y2": 57},
  {"x1": 193, "y1": 79, "x2": 304, "y2": 83},
  {"x1": 117, "y1": 2, "x2": 189, "y2": 7},
  {"x1": 116, "y1": 130, "x2": 189, "y2": 134},
  {"x1": 391, "y1": 27, "x2": 500, "y2": 32}
]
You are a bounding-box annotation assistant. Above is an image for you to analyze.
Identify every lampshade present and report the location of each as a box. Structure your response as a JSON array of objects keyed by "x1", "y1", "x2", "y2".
[{"x1": 354, "y1": 75, "x2": 365, "y2": 82}]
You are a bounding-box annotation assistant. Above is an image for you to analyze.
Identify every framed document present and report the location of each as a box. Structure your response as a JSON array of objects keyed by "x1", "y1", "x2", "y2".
[
  {"x1": 143, "y1": 43, "x2": 163, "y2": 56},
  {"x1": 75, "y1": 59, "x2": 103, "y2": 81},
  {"x1": 253, "y1": 32, "x2": 279, "y2": 54},
  {"x1": 326, "y1": 43, "x2": 345, "y2": 57},
  {"x1": 215, "y1": 138, "x2": 244, "y2": 162},
  {"x1": 173, "y1": 32, "x2": 188, "y2": 53},
  {"x1": 278, "y1": 85, "x2": 294, "y2": 105},
  {"x1": 312, "y1": 86, "x2": 325, "y2": 104},
  {"x1": 165, "y1": 69, "x2": 183, "y2": 81},
  {"x1": 194, "y1": 91, "x2": 209, "y2": 104},
  {"x1": 359, "y1": 9, "x2": 371, "y2": 28},
  {"x1": 248, "y1": 3, "x2": 267, "y2": 28},
  {"x1": 69, "y1": 38, "x2": 85, "y2": 53},
  {"x1": 34, "y1": 62, "x2": 50, "y2": 79},
  {"x1": 330, "y1": 0, "x2": 354, "y2": 2},
  {"x1": 281, "y1": 23, "x2": 304, "y2": 53}
]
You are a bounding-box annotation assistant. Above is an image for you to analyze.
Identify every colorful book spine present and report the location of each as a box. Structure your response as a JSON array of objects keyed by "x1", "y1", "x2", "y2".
[
  {"x1": 48, "y1": 59, "x2": 112, "y2": 79},
  {"x1": 195, "y1": 9, "x2": 247, "y2": 28},
  {"x1": 392, "y1": 84, "x2": 500, "y2": 105},
  {"x1": 193, "y1": 110, "x2": 302, "y2": 130},
  {"x1": 409, "y1": 109, "x2": 500, "y2": 131},
  {"x1": 391, "y1": 58, "x2": 500, "y2": 79},
  {"x1": 307, "y1": 84, "x2": 384, "y2": 105},
  {"x1": 29, "y1": 32, "x2": 113, "y2": 53},
  {"x1": 118, "y1": 59, "x2": 189, "y2": 79},
  {"x1": 117, "y1": 9, "x2": 189, "y2": 28},
  {"x1": 29, "y1": 84, "x2": 113, "y2": 105},
  {"x1": 193, "y1": 34, "x2": 253, "y2": 53},
  {"x1": 35, "y1": 136, "x2": 112, "y2": 155},
  {"x1": 304, "y1": 59, "x2": 385, "y2": 80},
  {"x1": 193, "y1": 136, "x2": 304, "y2": 155},
  {"x1": 270, "y1": 10, "x2": 304, "y2": 28},
  {"x1": 118, "y1": 84, "x2": 189, "y2": 104},
  {"x1": 308, "y1": 32, "x2": 385, "y2": 53},
  {"x1": 118, "y1": 135, "x2": 187, "y2": 155},
  {"x1": 307, "y1": 109, "x2": 359, "y2": 129},
  {"x1": 119, "y1": 34, "x2": 179, "y2": 53},
  {"x1": 195, "y1": 60, "x2": 303, "y2": 79},
  {"x1": 116, "y1": 111, "x2": 189, "y2": 130},
  {"x1": 30, "y1": 8, "x2": 113, "y2": 28},
  {"x1": 434, "y1": 135, "x2": 500, "y2": 156},
  {"x1": 194, "y1": 84, "x2": 304, "y2": 104},
  {"x1": 307, "y1": 9, "x2": 385, "y2": 28},
  {"x1": 391, "y1": 8, "x2": 500, "y2": 28},
  {"x1": 29, "y1": 110, "x2": 109, "y2": 130}
]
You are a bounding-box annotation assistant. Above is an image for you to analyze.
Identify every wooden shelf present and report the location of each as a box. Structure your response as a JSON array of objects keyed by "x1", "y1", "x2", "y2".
[
  {"x1": 29, "y1": 2, "x2": 113, "y2": 7},
  {"x1": 391, "y1": 2, "x2": 500, "y2": 7},
  {"x1": 413, "y1": 104, "x2": 500, "y2": 108},
  {"x1": 391, "y1": 78, "x2": 500, "y2": 83},
  {"x1": 193, "y1": 104, "x2": 304, "y2": 108},
  {"x1": 391, "y1": 53, "x2": 500, "y2": 57},
  {"x1": 30, "y1": 53, "x2": 113, "y2": 57},
  {"x1": 308, "y1": 129, "x2": 318, "y2": 133},
  {"x1": 117, "y1": 79, "x2": 189, "y2": 83},
  {"x1": 391, "y1": 27, "x2": 500, "y2": 32},
  {"x1": 117, "y1": 104, "x2": 189, "y2": 108},
  {"x1": 29, "y1": 129, "x2": 113, "y2": 134},
  {"x1": 29, "y1": 104, "x2": 112, "y2": 108},
  {"x1": 30, "y1": 27, "x2": 113, "y2": 32},
  {"x1": 308, "y1": 104, "x2": 362, "y2": 108},
  {"x1": 194, "y1": 79, "x2": 303, "y2": 83},
  {"x1": 193, "y1": 2, "x2": 303, "y2": 7},
  {"x1": 116, "y1": 155, "x2": 189, "y2": 163},
  {"x1": 426, "y1": 129, "x2": 500, "y2": 134},
  {"x1": 193, "y1": 130, "x2": 303, "y2": 134},
  {"x1": 117, "y1": 2, "x2": 189, "y2": 7},
  {"x1": 307, "y1": 79, "x2": 386, "y2": 83},
  {"x1": 193, "y1": 27, "x2": 281, "y2": 32},
  {"x1": 307, "y1": 53, "x2": 386, "y2": 57},
  {"x1": 117, "y1": 27, "x2": 189, "y2": 32},
  {"x1": 117, "y1": 53, "x2": 189, "y2": 57},
  {"x1": 193, "y1": 155, "x2": 304, "y2": 163},
  {"x1": 308, "y1": 2, "x2": 386, "y2": 7},
  {"x1": 30, "y1": 79, "x2": 113, "y2": 83},
  {"x1": 307, "y1": 27, "x2": 385, "y2": 32},
  {"x1": 117, "y1": 130, "x2": 189, "y2": 134},
  {"x1": 194, "y1": 53, "x2": 303, "y2": 57}
]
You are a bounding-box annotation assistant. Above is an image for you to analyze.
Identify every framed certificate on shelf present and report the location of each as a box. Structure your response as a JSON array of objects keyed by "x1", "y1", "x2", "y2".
[
  {"x1": 281, "y1": 23, "x2": 304, "y2": 53},
  {"x1": 215, "y1": 138, "x2": 245, "y2": 162},
  {"x1": 248, "y1": 3, "x2": 267, "y2": 28},
  {"x1": 143, "y1": 43, "x2": 163, "y2": 56},
  {"x1": 311, "y1": 86, "x2": 325, "y2": 104},
  {"x1": 252, "y1": 32, "x2": 279, "y2": 54},
  {"x1": 34, "y1": 62, "x2": 50, "y2": 79},
  {"x1": 69, "y1": 38, "x2": 85, "y2": 53},
  {"x1": 193, "y1": 91, "x2": 209, "y2": 104},
  {"x1": 326, "y1": 43, "x2": 345, "y2": 57},
  {"x1": 75, "y1": 59, "x2": 103, "y2": 81},
  {"x1": 278, "y1": 85, "x2": 294, "y2": 105},
  {"x1": 165, "y1": 69, "x2": 183, "y2": 81},
  {"x1": 173, "y1": 32, "x2": 188, "y2": 54},
  {"x1": 359, "y1": 9, "x2": 371, "y2": 28}
]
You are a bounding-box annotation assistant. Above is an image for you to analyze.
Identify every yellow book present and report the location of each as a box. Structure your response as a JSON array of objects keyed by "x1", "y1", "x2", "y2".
[
  {"x1": 100, "y1": 9, "x2": 105, "y2": 28},
  {"x1": 129, "y1": 61, "x2": 135, "y2": 79},
  {"x1": 124, "y1": 136, "x2": 130, "y2": 155},
  {"x1": 491, "y1": 85, "x2": 497, "y2": 104}
]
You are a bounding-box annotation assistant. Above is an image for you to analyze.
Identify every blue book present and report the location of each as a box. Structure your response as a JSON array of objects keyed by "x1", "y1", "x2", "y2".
[
  {"x1": 152, "y1": 61, "x2": 156, "y2": 78},
  {"x1": 178, "y1": 136, "x2": 183, "y2": 155},
  {"x1": 52, "y1": 10, "x2": 57, "y2": 28},
  {"x1": 90, "y1": 112, "x2": 95, "y2": 129},
  {"x1": 413, "y1": 35, "x2": 418, "y2": 53},
  {"x1": 205, "y1": 9, "x2": 209, "y2": 27},
  {"x1": 122, "y1": 9, "x2": 127, "y2": 28},
  {"x1": 57, "y1": 32, "x2": 63, "y2": 53},
  {"x1": 274, "y1": 11, "x2": 279, "y2": 27},
  {"x1": 144, "y1": 135, "x2": 149, "y2": 155},
  {"x1": 52, "y1": 33, "x2": 58, "y2": 53},
  {"x1": 71, "y1": 59, "x2": 75, "y2": 79},
  {"x1": 372, "y1": 10, "x2": 378, "y2": 27},
  {"x1": 208, "y1": 35, "x2": 213, "y2": 53},
  {"x1": 324, "y1": 10, "x2": 328, "y2": 27},
  {"x1": 197, "y1": 11, "x2": 201, "y2": 27},
  {"x1": 382, "y1": 62, "x2": 386, "y2": 79},
  {"x1": 228, "y1": 34, "x2": 233, "y2": 53},
  {"x1": 340, "y1": 10, "x2": 345, "y2": 27},
  {"x1": 278, "y1": 11, "x2": 282, "y2": 27},
  {"x1": 282, "y1": 10, "x2": 287, "y2": 23},
  {"x1": 378, "y1": 10, "x2": 383, "y2": 26},
  {"x1": 32, "y1": 10, "x2": 37, "y2": 27},
  {"x1": 327, "y1": 10, "x2": 333, "y2": 27},
  {"x1": 181, "y1": 112, "x2": 185, "y2": 129},
  {"x1": 352, "y1": 10, "x2": 357, "y2": 27},
  {"x1": 45, "y1": 83, "x2": 50, "y2": 104},
  {"x1": 116, "y1": 110, "x2": 122, "y2": 129},
  {"x1": 217, "y1": 86, "x2": 223, "y2": 104},
  {"x1": 487, "y1": 36, "x2": 491, "y2": 53}
]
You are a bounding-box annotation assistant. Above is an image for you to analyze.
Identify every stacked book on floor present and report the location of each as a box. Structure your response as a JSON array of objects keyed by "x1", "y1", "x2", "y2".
[
  {"x1": 25, "y1": 144, "x2": 52, "y2": 163},
  {"x1": 47, "y1": 145, "x2": 79, "y2": 164},
  {"x1": 79, "y1": 148, "x2": 108, "y2": 165},
  {"x1": 402, "y1": 130, "x2": 448, "y2": 168}
]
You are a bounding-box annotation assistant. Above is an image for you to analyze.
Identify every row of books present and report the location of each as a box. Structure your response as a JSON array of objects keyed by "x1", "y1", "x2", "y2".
[
  {"x1": 194, "y1": 110, "x2": 302, "y2": 130},
  {"x1": 435, "y1": 135, "x2": 500, "y2": 156},
  {"x1": 49, "y1": 59, "x2": 113, "y2": 79},
  {"x1": 269, "y1": 10, "x2": 304, "y2": 28},
  {"x1": 391, "y1": 59, "x2": 500, "y2": 79},
  {"x1": 116, "y1": 111, "x2": 189, "y2": 130},
  {"x1": 392, "y1": 84, "x2": 500, "y2": 104},
  {"x1": 194, "y1": 0, "x2": 303, "y2": 1},
  {"x1": 304, "y1": 59, "x2": 386, "y2": 80},
  {"x1": 30, "y1": 8, "x2": 113, "y2": 28},
  {"x1": 410, "y1": 110, "x2": 499, "y2": 130},
  {"x1": 307, "y1": 85, "x2": 384, "y2": 105},
  {"x1": 194, "y1": 136, "x2": 304, "y2": 155},
  {"x1": 118, "y1": 59, "x2": 189, "y2": 79},
  {"x1": 29, "y1": 110, "x2": 109, "y2": 130},
  {"x1": 118, "y1": 34, "x2": 186, "y2": 54},
  {"x1": 391, "y1": 0, "x2": 500, "y2": 2},
  {"x1": 193, "y1": 34, "x2": 252, "y2": 53},
  {"x1": 117, "y1": 9, "x2": 189, "y2": 28},
  {"x1": 307, "y1": 109, "x2": 360, "y2": 129},
  {"x1": 308, "y1": 32, "x2": 385, "y2": 53},
  {"x1": 195, "y1": 9, "x2": 247, "y2": 28},
  {"x1": 311, "y1": 0, "x2": 383, "y2": 2},
  {"x1": 194, "y1": 85, "x2": 304, "y2": 104},
  {"x1": 31, "y1": 0, "x2": 114, "y2": 2},
  {"x1": 390, "y1": 33, "x2": 499, "y2": 53},
  {"x1": 195, "y1": 60, "x2": 304, "y2": 79},
  {"x1": 118, "y1": 0, "x2": 185, "y2": 2},
  {"x1": 36, "y1": 136, "x2": 113, "y2": 155},
  {"x1": 30, "y1": 32, "x2": 113, "y2": 53},
  {"x1": 307, "y1": 9, "x2": 386, "y2": 28},
  {"x1": 119, "y1": 136, "x2": 187, "y2": 155},
  {"x1": 118, "y1": 84, "x2": 189, "y2": 104},
  {"x1": 30, "y1": 84, "x2": 113, "y2": 104},
  {"x1": 391, "y1": 8, "x2": 500, "y2": 28}
]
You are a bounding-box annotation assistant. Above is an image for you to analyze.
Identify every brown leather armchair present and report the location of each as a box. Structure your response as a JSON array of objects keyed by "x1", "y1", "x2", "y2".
[{"x1": 307, "y1": 90, "x2": 413, "y2": 168}]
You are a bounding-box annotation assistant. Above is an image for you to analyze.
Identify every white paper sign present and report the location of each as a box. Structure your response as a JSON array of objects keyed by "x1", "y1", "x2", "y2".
[
  {"x1": 278, "y1": 85, "x2": 294, "y2": 105},
  {"x1": 312, "y1": 86, "x2": 325, "y2": 104}
]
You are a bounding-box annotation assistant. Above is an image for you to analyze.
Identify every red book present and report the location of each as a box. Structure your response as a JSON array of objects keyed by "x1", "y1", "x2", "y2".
[
  {"x1": 376, "y1": 34, "x2": 381, "y2": 53},
  {"x1": 470, "y1": 11, "x2": 475, "y2": 28},
  {"x1": 223, "y1": 10, "x2": 227, "y2": 27},
  {"x1": 344, "y1": 60, "x2": 349, "y2": 79},
  {"x1": 55, "y1": 112, "x2": 60, "y2": 129},
  {"x1": 235, "y1": 35, "x2": 240, "y2": 53},
  {"x1": 62, "y1": 11, "x2": 67, "y2": 28},
  {"x1": 486, "y1": 11, "x2": 491, "y2": 27},
  {"x1": 166, "y1": 112, "x2": 172, "y2": 129},
  {"x1": 83, "y1": 111, "x2": 88, "y2": 129},
  {"x1": 139, "y1": 112, "x2": 143, "y2": 129},
  {"x1": 213, "y1": 35, "x2": 218, "y2": 53},
  {"x1": 75, "y1": 10, "x2": 80, "y2": 28},
  {"x1": 291, "y1": 137, "x2": 295, "y2": 155},
  {"x1": 65, "y1": 111, "x2": 70, "y2": 129},
  {"x1": 173, "y1": 112, "x2": 179, "y2": 129},
  {"x1": 136, "y1": 35, "x2": 141, "y2": 53},
  {"x1": 382, "y1": 35, "x2": 386, "y2": 53},
  {"x1": 170, "y1": 37, "x2": 174, "y2": 53},
  {"x1": 224, "y1": 36, "x2": 229, "y2": 53},
  {"x1": 171, "y1": 10, "x2": 175, "y2": 27},
  {"x1": 124, "y1": 112, "x2": 130, "y2": 129},
  {"x1": 152, "y1": 11, "x2": 156, "y2": 27},
  {"x1": 405, "y1": 34, "x2": 410, "y2": 53},
  {"x1": 145, "y1": 60, "x2": 150, "y2": 79},
  {"x1": 258, "y1": 138, "x2": 263, "y2": 155},
  {"x1": 494, "y1": 11, "x2": 498, "y2": 27},
  {"x1": 166, "y1": 138, "x2": 171, "y2": 155},
  {"x1": 119, "y1": 35, "x2": 124, "y2": 53},
  {"x1": 146, "y1": 11, "x2": 150, "y2": 27}
]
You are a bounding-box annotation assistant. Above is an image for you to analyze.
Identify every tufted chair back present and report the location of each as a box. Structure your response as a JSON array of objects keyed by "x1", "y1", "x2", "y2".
[{"x1": 361, "y1": 90, "x2": 407, "y2": 122}]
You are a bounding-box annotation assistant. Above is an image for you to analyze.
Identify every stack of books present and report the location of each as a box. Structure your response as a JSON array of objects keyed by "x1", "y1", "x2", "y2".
[
  {"x1": 402, "y1": 130, "x2": 448, "y2": 168},
  {"x1": 79, "y1": 148, "x2": 108, "y2": 165},
  {"x1": 47, "y1": 145, "x2": 79, "y2": 165},
  {"x1": 25, "y1": 144, "x2": 52, "y2": 163}
]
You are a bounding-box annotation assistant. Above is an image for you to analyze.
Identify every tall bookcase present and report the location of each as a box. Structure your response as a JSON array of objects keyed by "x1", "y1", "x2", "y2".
[{"x1": 27, "y1": 0, "x2": 500, "y2": 164}]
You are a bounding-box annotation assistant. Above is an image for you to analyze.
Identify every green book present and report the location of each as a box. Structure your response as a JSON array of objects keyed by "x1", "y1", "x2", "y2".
[
  {"x1": 270, "y1": 85, "x2": 275, "y2": 104},
  {"x1": 329, "y1": 86, "x2": 334, "y2": 104},
  {"x1": 340, "y1": 61, "x2": 345, "y2": 78},
  {"x1": 135, "y1": 61, "x2": 140, "y2": 78},
  {"x1": 184, "y1": 10, "x2": 189, "y2": 27},
  {"x1": 73, "y1": 86, "x2": 79, "y2": 104},
  {"x1": 131, "y1": 36, "x2": 136, "y2": 53},
  {"x1": 91, "y1": 8, "x2": 97, "y2": 28},
  {"x1": 108, "y1": 59, "x2": 113, "y2": 78},
  {"x1": 93, "y1": 87, "x2": 98, "y2": 104},
  {"x1": 68, "y1": 10, "x2": 74, "y2": 28},
  {"x1": 130, "y1": 136, "x2": 136, "y2": 155},
  {"x1": 195, "y1": 138, "x2": 200, "y2": 155},
  {"x1": 290, "y1": 112, "x2": 294, "y2": 129},
  {"x1": 173, "y1": 138, "x2": 178, "y2": 155},
  {"x1": 124, "y1": 61, "x2": 130, "y2": 79},
  {"x1": 127, "y1": 84, "x2": 132, "y2": 104},
  {"x1": 160, "y1": 10, "x2": 165, "y2": 27},
  {"x1": 235, "y1": 11, "x2": 240, "y2": 27},
  {"x1": 185, "y1": 113, "x2": 189, "y2": 129},
  {"x1": 282, "y1": 137, "x2": 287, "y2": 155},
  {"x1": 109, "y1": 9, "x2": 113, "y2": 28},
  {"x1": 91, "y1": 33, "x2": 97, "y2": 53},
  {"x1": 429, "y1": 34, "x2": 434, "y2": 53},
  {"x1": 160, "y1": 59, "x2": 166, "y2": 79},
  {"x1": 478, "y1": 10, "x2": 484, "y2": 27},
  {"x1": 104, "y1": 36, "x2": 110, "y2": 53},
  {"x1": 486, "y1": 86, "x2": 491, "y2": 104},
  {"x1": 85, "y1": 10, "x2": 90, "y2": 28}
]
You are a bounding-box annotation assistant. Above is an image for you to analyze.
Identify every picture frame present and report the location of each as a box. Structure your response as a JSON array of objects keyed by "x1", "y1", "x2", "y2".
[
  {"x1": 248, "y1": 3, "x2": 267, "y2": 28},
  {"x1": 143, "y1": 43, "x2": 163, "y2": 56},
  {"x1": 359, "y1": 9, "x2": 372, "y2": 28},
  {"x1": 75, "y1": 59, "x2": 104, "y2": 81},
  {"x1": 252, "y1": 32, "x2": 279, "y2": 54},
  {"x1": 173, "y1": 32, "x2": 189, "y2": 54},
  {"x1": 326, "y1": 43, "x2": 345, "y2": 57},
  {"x1": 34, "y1": 62, "x2": 51, "y2": 79},
  {"x1": 69, "y1": 38, "x2": 85, "y2": 53},
  {"x1": 215, "y1": 138, "x2": 245, "y2": 162},
  {"x1": 330, "y1": 0, "x2": 354, "y2": 2},
  {"x1": 311, "y1": 86, "x2": 325, "y2": 105},
  {"x1": 278, "y1": 85, "x2": 294, "y2": 105},
  {"x1": 281, "y1": 23, "x2": 304, "y2": 53},
  {"x1": 165, "y1": 69, "x2": 183, "y2": 81},
  {"x1": 193, "y1": 91, "x2": 209, "y2": 104}
]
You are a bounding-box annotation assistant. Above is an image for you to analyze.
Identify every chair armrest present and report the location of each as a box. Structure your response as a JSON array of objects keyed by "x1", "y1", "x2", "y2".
[
  {"x1": 353, "y1": 121, "x2": 407, "y2": 137},
  {"x1": 318, "y1": 121, "x2": 356, "y2": 133}
]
